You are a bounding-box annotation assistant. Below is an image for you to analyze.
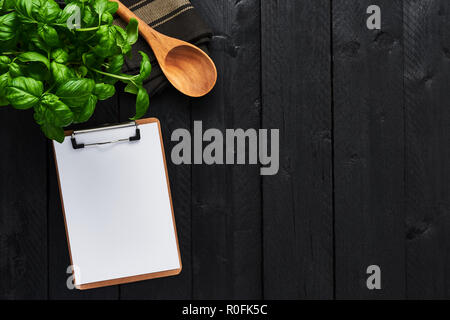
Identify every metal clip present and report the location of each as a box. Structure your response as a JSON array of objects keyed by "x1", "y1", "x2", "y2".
[{"x1": 71, "y1": 122, "x2": 141, "y2": 149}]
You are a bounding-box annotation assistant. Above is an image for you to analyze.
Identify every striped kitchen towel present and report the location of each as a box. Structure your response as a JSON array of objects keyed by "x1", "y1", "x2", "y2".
[{"x1": 118, "y1": 0, "x2": 213, "y2": 96}]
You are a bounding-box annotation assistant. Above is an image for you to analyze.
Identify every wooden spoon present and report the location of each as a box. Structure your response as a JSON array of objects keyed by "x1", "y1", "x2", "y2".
[{"x1": 112, "y1": 0, "x2": 217, "y2": 97}]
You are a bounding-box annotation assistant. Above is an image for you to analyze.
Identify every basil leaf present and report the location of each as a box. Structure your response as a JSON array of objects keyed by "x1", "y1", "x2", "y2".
[
  {"x1": 131, "y1": 86, "x2": 149, "y2": 120},
  {"x1": 124, "y1": 82, "x2": 138, "y2": 95},
  {"x1": 17, "y1": 52, "x2": 50, "y2": 69},
  {"x1": 101, "y1": 12, "x2": 113, "y2": 25},
  {"x1": 9, "y1": 62, "x2": 23, "y2": 77},
  {"x1": 38, "y1": 24, "x2": 60, "y2": 47},
  {"x1": 51, "y1": 62, "x2": 76, "y2": 85},
  {"x1": 15, "y1": 0, "x2": 33, "y2": 18},
  {"x1": 94, "y1": 83, "x2": 115, "y2": 100},
  {"x1": 107, "y1": 54, "x2": 124, "y2": 75},
  {"x1": 94, "y1": 25, "x2": 118, "y2": 58},
  {"x1": 114, "y1": 26, "x2": 131, "y2": 55},
  {"x1": 72, "y1": 94, "x2": 97, "y2": 123},
  {"x1": 56, "y1": 78, "x2": 95, "y2": 107},
  {"x1": 2, "y1": 0, "x2": 14, "y2": 11},
  {"x1": 82, "y1": 5, "x2": 96, "y2": 27},
  {"x1": 51, "y1": 48, "x2": 69, "y2": 64},
  {"x1": 126, "y1": 18, "x2": 139, "y2": 45},
  {"x1": 106, "y1": 1, "x2": 119, "y2": 14},
  {"x1": 0, "y1": 72, "x2": 11, "y2": 106},
  {"x1": 34, "y1": 93, "x2": 74, "y2": 143},
  {"x1": 41, "y1": 123, "x2": 65, "y2": 142},
  {"x1": 93, "y1": 0, "x2": 108, "y2": 19},
  {"x1": 33, "y1": 99, "x2": 71, "y2": 142},
  {"x1": 0, "y1": 12, "x2": 17, "y2": 41},
  {"x1": 6, "y1": 76, "x2": 43, "y2": 110},
  {"x1": 38, "y1": 0, "x2": 61, "y2": 23},
  {"x1": 38, "y1": 93, "x2": 74, "y2": 127},
  {"x1": 136, "y1": 51, "x2": 151, "y2": 82},
  {"x1": 0, "y1": 55, "x2": 10, "y2": 73},
  {"x1": 22, "y1": 63, "x2": 50, "y2": 82}
]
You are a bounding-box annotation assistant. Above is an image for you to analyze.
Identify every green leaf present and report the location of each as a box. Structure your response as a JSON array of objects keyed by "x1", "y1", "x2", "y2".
[
  {"x1": 0, "y1": 55, "x2": 11, "y2": 73},
  {"x1": 107, "y1": 54, "x2": 124, "y2": 75},
  {"x1": 94, "y1": 83, "x2": 115, "y2": 100},
  {"x1": 0, "y1": 72, "x2": 11, "y2": 106},
  {"x1": 51, "y1": 62, "x2": 76, "y2": 85},
  {"x1": 106, "y1": 1, "x2": 119, "y2": 14},
  {"x1": 101, "y1": 12, "x2": 113, "y2": 25},
  {"x1": 2, "y1": 0, "x2": 14, "y2": 11},
  {"x1": 75, "y1": 66, "x2": 88, "y2": 78},
  {"x1": 0, "y1": 12, "x2": 17, "y2": 41},
  {"x1": 17, "y1": 52, "x2": 50, "y2": 69},
  {"x1": 34, "y1": 94, "x2": 74, "y2": 142},
  {"x1": 93, "y1": 0, "x2": 108, "y2": 19},
  {"x1": 94, "y1": 25, "x2": 117, "y2": 58},
  {"x1": 0, "y1": 56, "x2": 11, "y2": 65},
  {"x1": 72, "y1": 94, "x2": 97, "y2": 123},
  {"x1": 51, "y1": 48, "x2": 69, "y2": 64},
  {"x1": 22, "y1": 63, "x2": 50, "y2": 82},
  {"x1": 131, "y1": 86, "x2": 149, "y2": 120},
  {"x1": 126, "y1": 18, "x2": 139, "y2": 45},
  {"x1": 38, "y1": 94, "x2": 74, "y2": 127},
  {"x1": 124, "y1": 82, "x2": 138, "y2": 95},
  {"x1": 28, "y1": 31, "x2": 50, "y2": 52},
  {"x1": 40, "y1": 123, "x2": 65, "y2": 142},
  {"x1": 82, "y1": 5, "x2": 96, "y2": 27},
  {"x1": 6, "y1": 76, "x2": 43, "y2": 110},
  {"x1": 56, "y1": 78, "x2": 95, "y2": 107},
  {"x1": 9, "y1": 62, "x2": 23, "y2": 77},
  {"x1": 38, "y1": 0, "x2": 61, "y2": 23},
  {"x1": 136, "y1": 51, "x2": 151, "y2": 82},
  {"x1": 82, "y1": 52, "x2": 99, "y2": 68},
  {"x1": 14, "y1": 0, "x2": 33, "y2": 18},
  {"x1": 114, "y1": 26, "x2": 131, "y2": 55},
  {"x1": 38, "y1": 24, "x2": 60, "y2": 47}
]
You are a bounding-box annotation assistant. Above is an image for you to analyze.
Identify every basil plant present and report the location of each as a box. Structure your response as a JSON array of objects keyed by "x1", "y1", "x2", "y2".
[{"x1": 0, "y1": 0, "x2": 152, "y2": 142}]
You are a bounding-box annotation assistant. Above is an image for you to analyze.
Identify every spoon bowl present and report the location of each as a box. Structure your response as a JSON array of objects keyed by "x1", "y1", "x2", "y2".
[
  {"x1": 112, "y1": 0, "x2": 217, "y2": 97},
  {"x1": 164, "y1": 45, "x2": 217, "y2": 97}
]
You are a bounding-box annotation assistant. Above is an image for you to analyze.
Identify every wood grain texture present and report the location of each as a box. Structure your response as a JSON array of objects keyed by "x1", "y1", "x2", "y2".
[
  {"x1": 189, "y1": 0, "x2": 262, "y2": 299},
  {"x1": 47, "y1": 97, "x2": 120, "y2": 300},
  {"x1": 261, "y1": 0, "x2": 333, "y2": 299},
  {"x1": 333, "y1": 0, "x2": 405, "y2": 299},
  {"x1": 118, "y1": 87, "x2": 192, "y2": 299},
  {"x1": 0, "y1": 109, "x2": 47, "y2": 299},
  {"x1": 404, "y1": 0, "x2": 450, "y2": 299},
  {"x1": 4, "y1": 0, "x2": 450, "y2": 300}
]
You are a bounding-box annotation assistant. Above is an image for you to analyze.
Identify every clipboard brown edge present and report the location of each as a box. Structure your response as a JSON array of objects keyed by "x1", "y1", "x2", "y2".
[{"x1": 53, "y1": 117, "x2": 182, "y2": 290}]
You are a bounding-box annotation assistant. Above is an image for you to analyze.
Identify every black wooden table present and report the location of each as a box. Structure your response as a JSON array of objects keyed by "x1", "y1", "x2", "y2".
[{"x1": 1, "y1": 0, "x2": 450, "y2": 300}]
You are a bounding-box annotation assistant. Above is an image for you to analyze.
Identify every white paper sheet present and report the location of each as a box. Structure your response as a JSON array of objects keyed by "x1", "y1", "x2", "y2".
[{"x1": 53, "y1": 121, "x2": 180, "y2": 285}]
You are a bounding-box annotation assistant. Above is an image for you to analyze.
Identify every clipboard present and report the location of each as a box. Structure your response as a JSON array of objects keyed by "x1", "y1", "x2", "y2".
[{"x1": 53, "y1": 118, "x2": 182, "y2": 290}]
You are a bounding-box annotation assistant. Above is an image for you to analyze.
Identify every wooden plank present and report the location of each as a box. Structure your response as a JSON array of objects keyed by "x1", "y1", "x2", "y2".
[
  {"x1": 48, "y1": 97, "x2": 120, "y2": 299},
  {"x1": 118, "y1": 86, "x2": 192, "y2": 299},
  {"x1": 261, "y1": 0, "x2": 333, "y2": 299},
  {"x1": 404, "y1": 0, "x2": 450, "y2": 299},
  {"x1": 189, "y1": 0, "x2": 262, "y2": 299},
  {"x1": 0, "y1": 109, "x2": 48, "y2": 299},
  {"x1": 333, "y1": 0, "x2": 405, "y2": 298}
]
